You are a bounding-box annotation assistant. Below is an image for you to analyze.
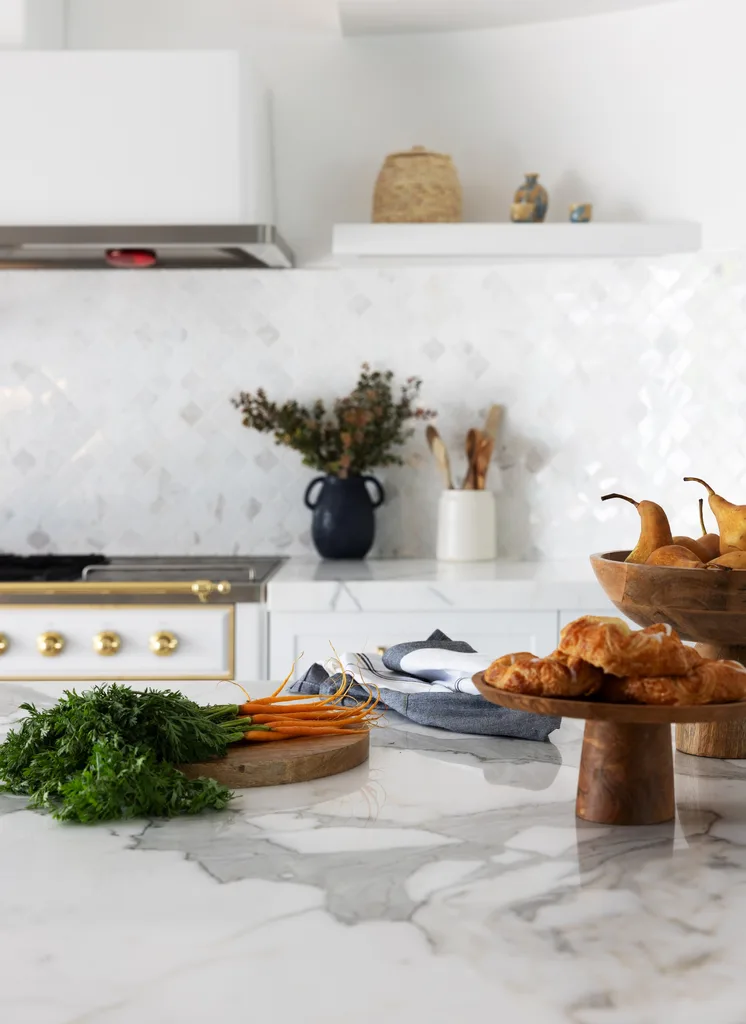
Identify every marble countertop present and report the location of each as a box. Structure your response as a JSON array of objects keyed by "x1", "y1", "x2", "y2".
[
  {"x1": 3, "y1": 678, "x2": 746, "y2": 1023},
  {"x1": 269, "y1": 558, "x2": 611, "y2": 612}
]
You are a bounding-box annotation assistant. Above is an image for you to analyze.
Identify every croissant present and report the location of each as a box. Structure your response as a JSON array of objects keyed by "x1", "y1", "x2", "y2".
[
  {"x1": 601, "y1": 659, "x2": 746, "y2": 706},
  {"x1": 559, "y1": 616, "x2": 700, "y2": 678},
  {"x1": 483, "y1": 652, "x2": 535, "y2": 687},
  {"x1": 484, "y1": 649, "x2": 603, "y2": 699}
]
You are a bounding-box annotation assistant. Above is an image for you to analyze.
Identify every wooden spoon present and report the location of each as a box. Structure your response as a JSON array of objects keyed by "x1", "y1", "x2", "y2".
[
  {"x1": 483, "y1": 404, "x2": 504, "y2": 446},
  {"x1": 426, "y1": 425, "x2": 454, "y2": 490},
  {"x1": 475, "y1": 434, "x2": 494, "y2": 490},
  {"x1": 463, "y1": 428, "x2": 481, "y2": 490}
]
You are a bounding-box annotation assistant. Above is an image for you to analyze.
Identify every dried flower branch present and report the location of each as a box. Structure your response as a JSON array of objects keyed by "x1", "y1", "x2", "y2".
[{"x1": 232, "y1": 364, "x2": 435, "y2": 477}]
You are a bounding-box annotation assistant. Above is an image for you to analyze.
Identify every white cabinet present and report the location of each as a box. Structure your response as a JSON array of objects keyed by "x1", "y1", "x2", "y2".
[{"x1": 269, "y1": 610, "x2": 558, "y2": 681}]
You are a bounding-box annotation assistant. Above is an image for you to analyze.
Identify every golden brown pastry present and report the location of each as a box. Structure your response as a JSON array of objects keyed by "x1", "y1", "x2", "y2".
[
  {"x1": 600, "y1": 658, "x2": 746, "y2": 706},
  {"x1": 483, "y1": 652, "x2": 536, "y2": 686},
  {"x1": 558, "y1": 615, "x2": 701, "y2": 678},
  {"x1": 485, "y1": 649, "x2": 604, "y2": 699}
]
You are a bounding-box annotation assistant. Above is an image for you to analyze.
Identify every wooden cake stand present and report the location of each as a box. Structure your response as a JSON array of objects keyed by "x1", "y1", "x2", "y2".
[
  {"x1": 473, "y1": 674, "x2": 746, "y2": 825},
  {"x1": 592, "y1": 551, "x2": 746, "y2": 759}
]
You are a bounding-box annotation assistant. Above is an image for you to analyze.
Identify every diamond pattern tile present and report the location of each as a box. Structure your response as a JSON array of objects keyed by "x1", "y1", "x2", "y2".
[{"x1": 0, "y1": 256, "x2": 743, "y2": 558}]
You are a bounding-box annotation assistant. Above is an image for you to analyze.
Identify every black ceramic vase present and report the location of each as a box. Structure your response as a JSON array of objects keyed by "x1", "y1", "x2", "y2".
[{"x1": 304, "y1": 475, "x2": 385, "y2": 560}]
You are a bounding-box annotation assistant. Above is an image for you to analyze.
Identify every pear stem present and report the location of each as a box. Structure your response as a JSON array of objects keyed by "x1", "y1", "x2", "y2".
[
  {"x1": 699, "y1": 498, "x2": 707, "y2": 537},
  {"x1": 683, "y1": 476, "x2": 715, "y2": 495},
  {"x1": 601, "y1": 493, "x2": 639, "y2": 507}
]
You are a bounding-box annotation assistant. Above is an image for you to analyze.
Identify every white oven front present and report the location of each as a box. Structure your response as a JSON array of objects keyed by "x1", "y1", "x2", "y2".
[{"x1": 0, "y1": 605, "x2": 235, "y2": 681}]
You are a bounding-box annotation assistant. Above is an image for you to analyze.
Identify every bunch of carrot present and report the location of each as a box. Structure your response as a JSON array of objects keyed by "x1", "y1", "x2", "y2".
[{"x1": 234, "y1": 666, "x2": 381, "y2": 742}]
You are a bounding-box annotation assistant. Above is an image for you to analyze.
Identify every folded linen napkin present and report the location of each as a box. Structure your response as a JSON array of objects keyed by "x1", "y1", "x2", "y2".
[{"x1": 290, "y1": 630, "x2": 560, "y2": 740}]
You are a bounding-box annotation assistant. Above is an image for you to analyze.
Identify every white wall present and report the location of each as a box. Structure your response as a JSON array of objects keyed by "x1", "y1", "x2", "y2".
[
  {"x1": 67, "y1": 0, "x2": 741, "y2": 264},
  {"x1": 0, "y1": 0, "x2": 66, "y2": 48},
  {"x1": 0, "y1": 0, "x2": 27, "y2": 47},
  {"x1": 25, "y1": 0, "x2": 66, "y2": 47}
]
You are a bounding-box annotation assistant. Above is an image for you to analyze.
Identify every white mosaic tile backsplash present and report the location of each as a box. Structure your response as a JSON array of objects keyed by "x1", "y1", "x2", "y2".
[{"x1": 0, "y1": 255, "x2": 743, "y2": 560}]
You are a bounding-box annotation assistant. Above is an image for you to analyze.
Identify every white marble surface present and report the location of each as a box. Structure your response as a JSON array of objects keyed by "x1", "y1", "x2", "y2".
[
  {"x1": 3, "y1": 680, "x2": 746, "y2": 1022},
  {"x1": 268, "y1": 557, "x2": 611, "y2": 612}
]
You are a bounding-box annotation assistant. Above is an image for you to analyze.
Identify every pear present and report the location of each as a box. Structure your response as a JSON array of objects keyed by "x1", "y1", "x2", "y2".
[
  {"x1": 684, "y1": 478, "x2": 746, "y2": 553},
  {"x1": 645, "y1": 545, "x2": 704, "y2": 569},
  {"x1": 697, "y1": 498, "x2": 722, "y2": 561},
  {"x1": 602, "y1": 493, "x2": 673, "y2": 564},
  {"x1": 709, "y1": 551, "x2": 746, "y2": 570},
  {"x1": 671, "y1": 534, "x2": 710, "y2": 562}
]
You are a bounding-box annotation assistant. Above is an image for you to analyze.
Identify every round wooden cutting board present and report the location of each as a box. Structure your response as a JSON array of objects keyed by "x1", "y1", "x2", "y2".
[{"x1": 179, "y1": 730, "x2": 370, "y2": 788}]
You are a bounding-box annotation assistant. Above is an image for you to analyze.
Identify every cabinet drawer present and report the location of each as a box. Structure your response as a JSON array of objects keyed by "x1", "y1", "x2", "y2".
[
  {"x1": 0, "y1": 605, "x2": 233, "y2": 681},
  {"x1": 270, "y1": 611, "x2": 557, "y2": 680}
]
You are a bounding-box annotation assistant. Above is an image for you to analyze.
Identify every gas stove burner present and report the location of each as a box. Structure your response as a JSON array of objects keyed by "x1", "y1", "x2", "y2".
[{"x1": 0, "y1": 554, "x2": 109, "y2": 583}]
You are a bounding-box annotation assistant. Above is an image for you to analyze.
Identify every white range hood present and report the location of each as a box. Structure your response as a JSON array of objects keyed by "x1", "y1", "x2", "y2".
[{"x1": 0, "y1": 50, "x2": 293, "y2": 268}]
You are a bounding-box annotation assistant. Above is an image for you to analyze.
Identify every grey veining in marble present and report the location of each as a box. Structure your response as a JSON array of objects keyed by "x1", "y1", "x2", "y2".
[{"x1": 3, "y1": 681, "x2": 746, "y2": 1022}]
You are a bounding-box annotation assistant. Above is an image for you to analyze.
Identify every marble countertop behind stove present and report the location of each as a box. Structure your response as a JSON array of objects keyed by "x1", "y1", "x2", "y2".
[{"x1": 268, "y1": 557, "x2": 611, "y2": 612}]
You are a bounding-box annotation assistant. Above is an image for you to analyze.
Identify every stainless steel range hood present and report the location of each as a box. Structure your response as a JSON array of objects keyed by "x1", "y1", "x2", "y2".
[{"x1": 0, "y1": 224, "x2": 294, "y2": 270}]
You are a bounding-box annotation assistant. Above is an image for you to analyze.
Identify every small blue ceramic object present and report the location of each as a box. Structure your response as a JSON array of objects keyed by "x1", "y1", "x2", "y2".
[
  {"x1": 513, "y1": 173, "x2": 548, "y2": 223},
  {"x1": 569, "y1": 203, "x2": 593, "y2": 223},
  {"x1": 304, "y1": 474, "x2": 385, "y2": 560}
]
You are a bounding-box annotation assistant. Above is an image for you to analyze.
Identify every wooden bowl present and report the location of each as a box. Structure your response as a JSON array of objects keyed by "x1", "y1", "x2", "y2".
[
  {"x1": 590, "y1": 550, "x2": 746, "y2": 645},
  {"x1": 591, "y1": 551, "x2": 746, "y2": 760}
]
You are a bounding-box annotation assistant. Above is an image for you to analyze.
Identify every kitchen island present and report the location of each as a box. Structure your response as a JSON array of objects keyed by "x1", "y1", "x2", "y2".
[{"x1": 2, "y1": 679, "x2": 746, "y2": 1023}]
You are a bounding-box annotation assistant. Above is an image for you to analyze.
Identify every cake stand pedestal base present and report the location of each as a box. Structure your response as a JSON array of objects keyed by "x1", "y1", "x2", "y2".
[
  {"x1": 577, "y1": 721, "x2": 674, "y2": 825},
  {"x1": 675, "y1": 644, "x2": 746, "y2": 759},
  {"x1": 474, "y1": 672, "x2": 746, "y2": 826}
]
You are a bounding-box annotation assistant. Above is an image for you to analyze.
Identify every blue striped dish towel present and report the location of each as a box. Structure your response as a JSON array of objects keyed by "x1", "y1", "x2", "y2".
[{"x1": 290, "y1": 630, "x2": 560, "y2": 740}]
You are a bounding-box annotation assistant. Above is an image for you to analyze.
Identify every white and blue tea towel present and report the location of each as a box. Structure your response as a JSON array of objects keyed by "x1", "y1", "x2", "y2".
[{"x1": 290, "y1": 630, "x2": 560, "y2": 740}]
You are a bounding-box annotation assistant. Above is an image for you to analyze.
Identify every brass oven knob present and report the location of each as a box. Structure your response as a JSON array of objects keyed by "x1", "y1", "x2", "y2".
[
  {"x1": 149, "y1": 630, "x2": 178, "y2": 657},
  {"x1": 93, "y1": 630, "x2": 121, "y2": 657},
  {"x1": 38, "y1": 631, "x2": 65, "y2": 657},
  {"x1": 0, "y1": 633, "x2": 8, "y2": 655}
]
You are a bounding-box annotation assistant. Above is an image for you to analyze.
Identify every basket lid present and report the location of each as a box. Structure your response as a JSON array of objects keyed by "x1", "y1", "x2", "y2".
[{"x1": 385, "y1": 144, "x2": 451, "y2": 160}]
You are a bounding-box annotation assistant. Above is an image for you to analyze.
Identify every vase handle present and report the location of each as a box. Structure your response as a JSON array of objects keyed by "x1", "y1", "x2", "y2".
[
  {"x1": 304, "y1": 477, "x2": 326, "y2": 511},
  {"x1": 363, "y1": 476, "x2": 385, "y2": 509}
]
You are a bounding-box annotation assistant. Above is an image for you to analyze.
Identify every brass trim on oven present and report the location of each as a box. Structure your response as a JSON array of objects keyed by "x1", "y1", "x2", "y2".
[
  {"x1": 0, "y1": 604, "x2": 235, "y2": 682},
  {"x1": 0, "y1": 580, "x2": 231, "y2": 603}
]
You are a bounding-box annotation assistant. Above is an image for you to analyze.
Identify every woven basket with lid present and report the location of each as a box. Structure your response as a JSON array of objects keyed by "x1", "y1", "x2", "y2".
[{"x1": 372, "y1": 145, "x2": 462, "y2": 223}]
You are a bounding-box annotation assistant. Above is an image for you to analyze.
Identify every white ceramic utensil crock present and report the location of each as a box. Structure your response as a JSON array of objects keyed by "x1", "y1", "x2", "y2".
[{"x1": 436, "y1": 490, "x2": 497, "y2": 562}]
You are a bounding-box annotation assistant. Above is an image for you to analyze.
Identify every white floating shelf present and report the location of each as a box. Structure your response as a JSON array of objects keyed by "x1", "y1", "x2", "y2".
[
  {"x1": 332, "y1": 222, "x2": 702, "y2": 265},
  {"x1": 339, "y1": 0, "x2": 684, "y2": 36}
]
